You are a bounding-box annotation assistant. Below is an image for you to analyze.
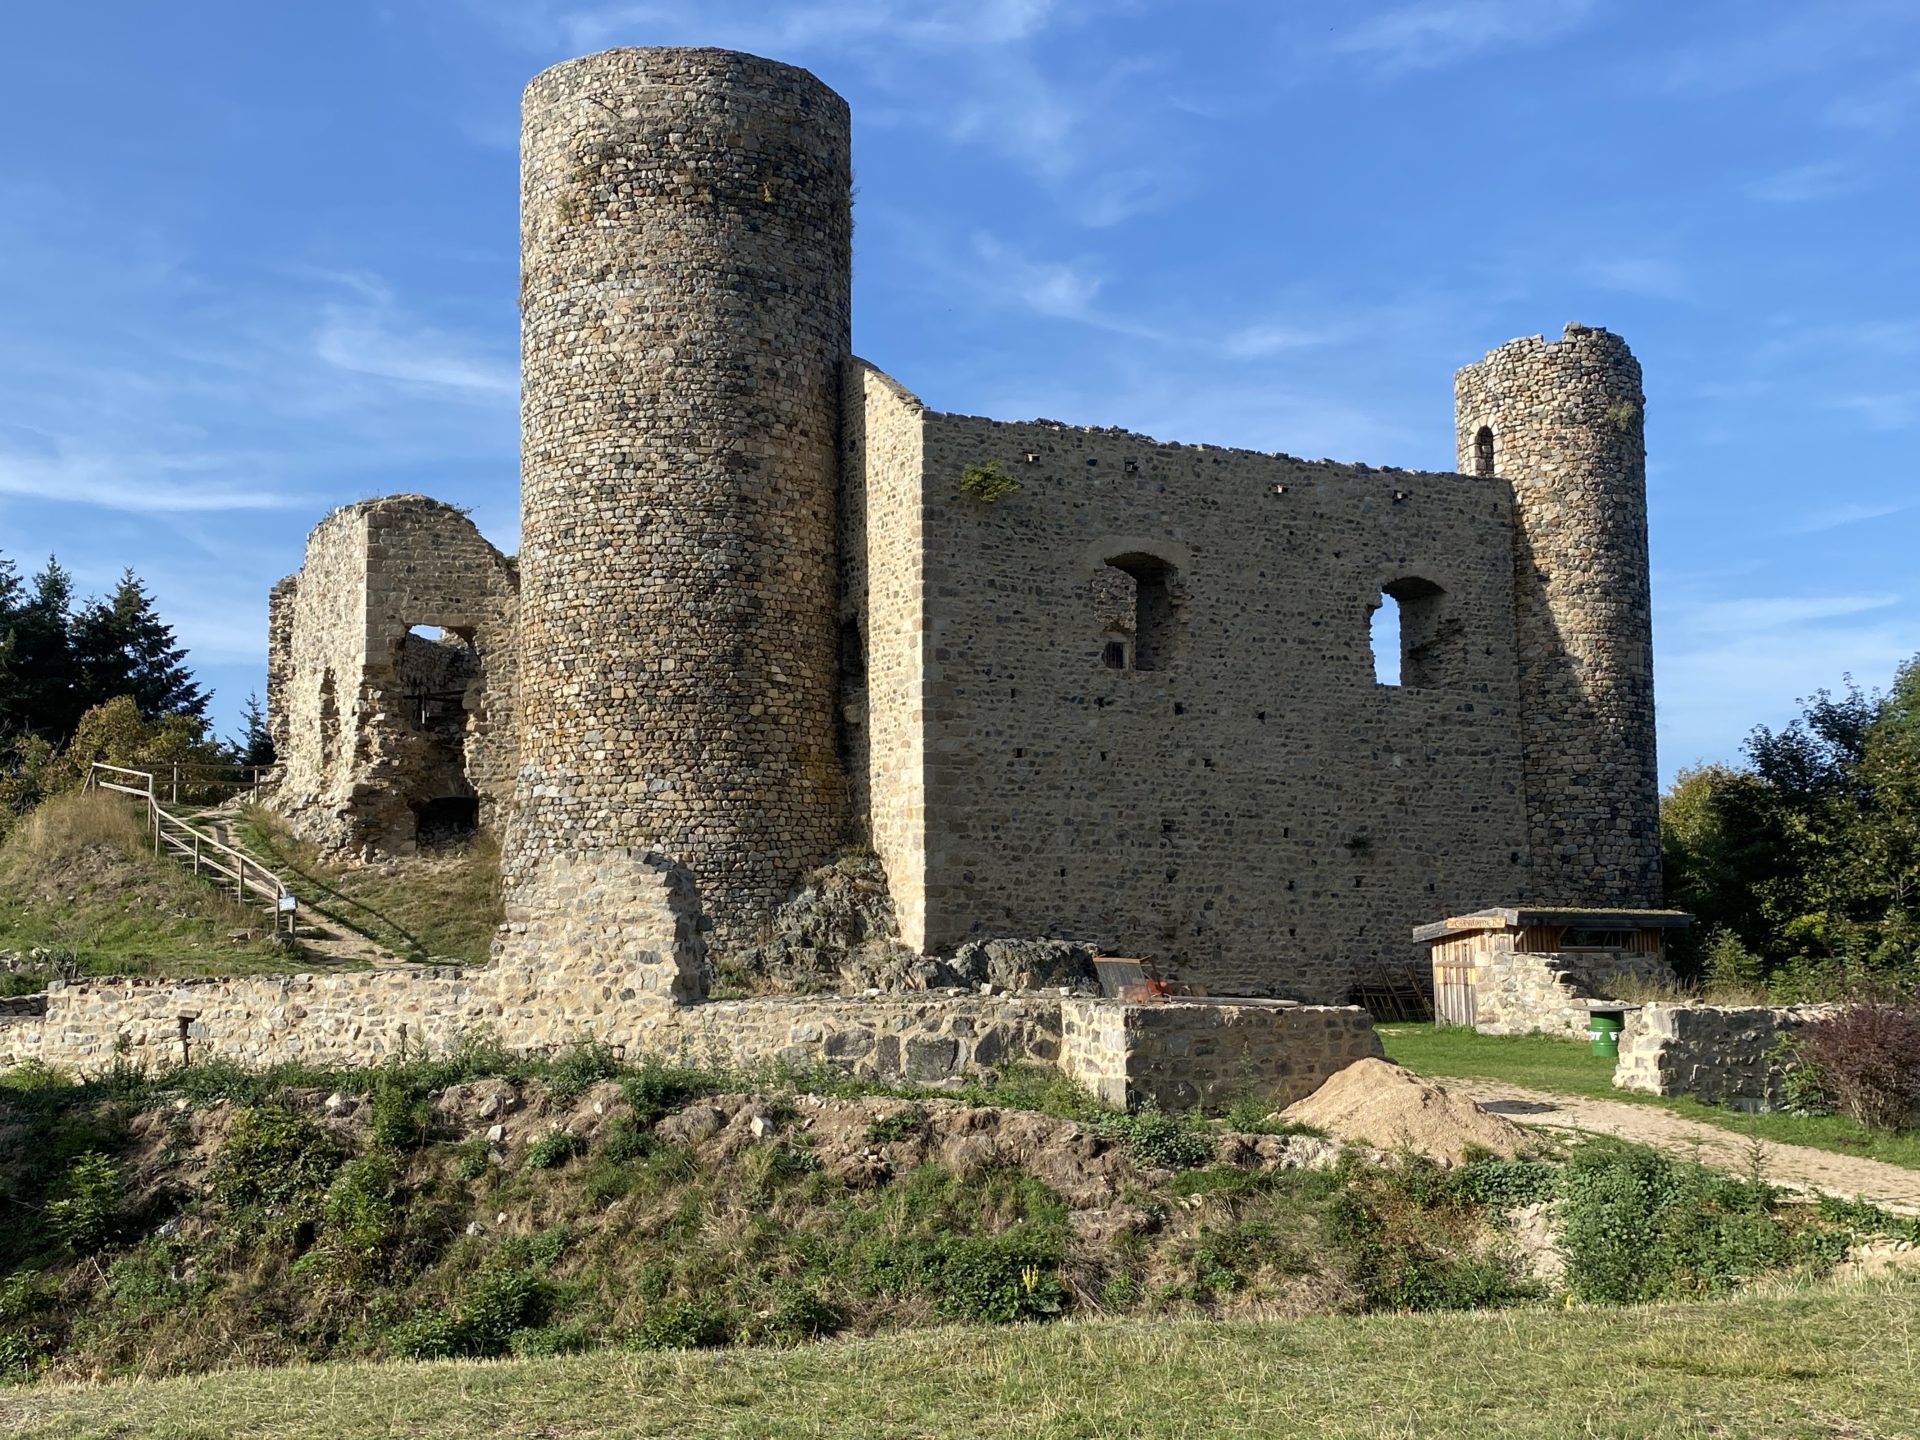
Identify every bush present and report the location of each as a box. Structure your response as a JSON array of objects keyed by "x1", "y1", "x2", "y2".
[
  {"x1": 1324, "y1": 1188, "x2": 1529, "y2": 1312},
  {"x1": 1104, "y1": 1105, "x2": 1213, "y2": 1171},
  {"x1": 369, "y1": 1079, "x2": 433, "y2": 1151},
  {"x1": 45, "y1": 1151, "x2": 121, "y2": 1254},
  {"x1": 544, "y1": 1040, "x2": 621, "y2": 1103},
  {"x1": 525, "y1": 1130, "x2": 582, "y2": 1170},
  {"x1": 1789, "y1": 1004, "x2": 1920, "y2": 1132},
  {"x1": 1557, "y1": 1143, "x2": 1808, "y2": 1304},
  {"x1": 631, "y1": 1298, "x2": 732, "y2": 1350},
  {"x1": 390, "y1": 1264, "x2": 551, "y2": 1359},
  {"x1": 622, "y1": 1060, "x2": 721, "y2": 1124},
  {"x1": 321, "y1": 1153, "x2": 403, "y2": 1260},
  {"x1": 211, "y1": 1106, "x2": 343, "y2": 1218}
]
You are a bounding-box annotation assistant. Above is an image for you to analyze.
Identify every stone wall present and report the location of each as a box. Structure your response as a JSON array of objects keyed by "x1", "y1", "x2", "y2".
[
  {"x1": 841, "y1": 361, "x2": 930, "y2": 946},
  {"x1": 1060, "y1": 997, "x2": 1383, "y2": 1111},
  {"x1": 0, "y1": 848, "x2": 1374, "y2": 1112},
  {"x1": 508, "y1": 48, "x2": 853, "y2": 957},
  {"x1": 1455, "y1": 326, "x2": 1660, "y2": 908},
  {"x1": 852, "y1": 388, "x2": 1532, "y2": 999},
  {"x1": 1613, "y1": 1003, "x2": 1832, "y2": 1111},
  {"x1": 268, "y1": 495, "x2": 518, "y2": 856},
  {"x1": 1430, "y1": 923, "x2": 1673, "y2": 1036}
]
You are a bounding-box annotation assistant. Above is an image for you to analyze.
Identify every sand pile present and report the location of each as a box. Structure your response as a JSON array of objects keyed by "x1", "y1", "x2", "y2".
[{"x1": 1282, "y1": 1058, "x2": 1536, "y2": 1164}]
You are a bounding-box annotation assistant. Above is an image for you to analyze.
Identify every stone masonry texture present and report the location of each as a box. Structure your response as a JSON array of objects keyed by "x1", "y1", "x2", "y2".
[
  {"x1": 1613, "y1": 1003, "x2": 1836, "y2": 1111},
  {"x1": 1454, "y1": 327, "x2": 1660, "y2": 908},
  {"x1": 251, "y1": 47, "x2": 1667, "y2": 1013},
  {"x1": 507, "y1": 48, "x2": 853, "y2": 956},
  {"x1": 268, "y1": 496, "x2": 518, "y2": 856}
]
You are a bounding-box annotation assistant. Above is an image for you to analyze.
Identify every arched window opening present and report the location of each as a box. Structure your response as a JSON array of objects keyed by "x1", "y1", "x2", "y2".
[
  {"x1": 1092, "y1": 553, "x2": 1181, "y2": 671},
  {"x1": 1373, "y1": 577, "x2": 1465, "y2": 689},
  {"x1": 1474, "y1": 426, "x2": 1495, "y2": 477}
]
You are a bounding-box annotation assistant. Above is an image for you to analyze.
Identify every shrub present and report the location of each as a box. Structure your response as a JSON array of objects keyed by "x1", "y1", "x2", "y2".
[
  {"x1": 45, "y1": 1151, "x2": 121, "y2": 1254},
  {"x1": 763, "y1": 1284, "x2": 844, "y2": 1344},
  {"x1": 525, "y1": 1130, "x2": 582, "y2": 1170},
  {"x1": 544, "y1": 1040, "x2": 621, "y2": 1103},
  {"x1": 1324, "y1": 1188, "x2": 1530, "y2": 1312},
  {"x1": 508, "y1": 1324, "x2": 592, "y2": 1358},
  {"x1": 454, "y1": 1138, "x2": 493, "y2": 1180},
  {"x1": 930, "y1": 1236, "x2": 1066, "y2": 1322},
  {"x1": 321, "y1": 1153, "x2": 403, "y2": 1260},
  {"x1": 390, "y1": 1264, "x2": 551, "y2": 1359},
  {"x1": 369, "y1": 1079, "x2": 433, "y2": 1151},
  {"x1": 1557, "y1": 1142, "x2": 1808, "y2": 1304},
  {"x1": 865, "y1": 1110, "x2": 927, "y2": 1145},
  {"x1": 958, "y1": 462, "x2": 1021, "y2": 504},
  {"x1": 211, "y1": 1105, "x2": 342, "y2": 1216},
  {"x1": 1104, "y1": 1105, "x2": 1214, "y2": 1171},
  {"x1": 622, "y1": 1060, "x2": 721, "y2": 1123},
  {"x1": 601, "y1": 1114, "x2": 659, "y2": 1165},
  {"x1": 1788, "y1": 1004, "x2": 1920, "y2": 1132},
  {"x1": 631, "y1": 1298, "x2": 732, "y2": 1350}
]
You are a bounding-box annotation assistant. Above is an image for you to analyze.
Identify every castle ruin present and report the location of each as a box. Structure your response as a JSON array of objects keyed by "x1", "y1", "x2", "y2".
[{"x1": 267, "y1": 47, "x2": 1663, "y2": 1005}]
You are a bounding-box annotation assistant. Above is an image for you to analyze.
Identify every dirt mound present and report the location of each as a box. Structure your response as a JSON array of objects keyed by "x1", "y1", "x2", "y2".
[{"x1": 1282, "y1": 1058, "x2": 1536, "y2": 1164}]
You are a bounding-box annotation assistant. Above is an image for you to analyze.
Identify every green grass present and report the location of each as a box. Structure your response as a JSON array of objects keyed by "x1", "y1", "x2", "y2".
[
  {"x1": 0, "y1": 791, "x2": 296, "y2": 987},
  {"x1": 1379, "y1": 1024, "x2": 1920, "y2": 1171},
  {"x1": 233, "y1": 806, "x2": 501, "y2": 965},
  {"x1": 2, "y1": 1279, "x2": 1915, "y2": 1439}
]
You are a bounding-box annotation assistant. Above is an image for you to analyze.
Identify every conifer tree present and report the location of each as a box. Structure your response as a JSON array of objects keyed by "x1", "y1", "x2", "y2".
[
  {"x1": 7, "y1": 557, "x2": 80, "y2": 741},
  {"x1": 72, "y1": 569, "x2": 208, "y2": 723},
  {"x1": 232, "y1": 691, "x2": 276, "y2": 767}
]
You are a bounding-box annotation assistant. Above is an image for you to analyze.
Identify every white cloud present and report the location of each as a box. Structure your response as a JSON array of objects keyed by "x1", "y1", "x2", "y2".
[
  {"x1": 314, "y1": 306, "x2": 517, "y2": 395},
  {"x1": 1329, "y1": 0, "x2": 1596, "y2": 75},
  {"x1": 1683, "y1": 594, "x2": 1900, "y2": 634},
  {"x1": 1790, "y1": 501, "x2": 1911, "y2": 534},
  {"x1": 0, "y1": 442, "x2": 295, "y2": 514}
]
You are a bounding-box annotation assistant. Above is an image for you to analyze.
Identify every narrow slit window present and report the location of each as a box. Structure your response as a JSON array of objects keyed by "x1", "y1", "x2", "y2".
[{"x1": 1474, "y1": 426, "x2": 1495, "y2": 477}]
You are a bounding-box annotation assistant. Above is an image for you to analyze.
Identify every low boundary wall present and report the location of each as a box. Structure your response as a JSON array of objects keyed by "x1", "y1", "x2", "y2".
[
  {"x1": 0, "y1": 847, "x2": 1378, "y2": 1109},
  {"x1": 1613, "y1": 1002, "x2": 1834, "y2": 1111}
]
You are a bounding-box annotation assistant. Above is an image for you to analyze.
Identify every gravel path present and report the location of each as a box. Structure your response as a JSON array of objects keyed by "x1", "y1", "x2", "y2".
[{"x1": 1455, "y1": 1079, "x2": 1920, "y2": 1214}]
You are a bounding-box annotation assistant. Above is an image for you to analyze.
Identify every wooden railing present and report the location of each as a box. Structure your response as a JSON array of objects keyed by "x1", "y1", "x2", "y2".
[{"x1": 87, "y1": 763, "x2": 298, "y2": 937}]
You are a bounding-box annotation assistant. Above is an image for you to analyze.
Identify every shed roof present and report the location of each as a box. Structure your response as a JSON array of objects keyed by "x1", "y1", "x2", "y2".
[{"x1": 1412, "y1": 907, "x2": 1693, "y2": 944}]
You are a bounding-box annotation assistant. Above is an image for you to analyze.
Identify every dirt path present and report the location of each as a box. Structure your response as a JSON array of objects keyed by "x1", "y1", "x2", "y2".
[
  {"x1": 182, "y1": 808, "x2": 408, "y2": 971},
  {"x1": 1454, "y1": 1078, "x2": 1920, "y2": 1214}
]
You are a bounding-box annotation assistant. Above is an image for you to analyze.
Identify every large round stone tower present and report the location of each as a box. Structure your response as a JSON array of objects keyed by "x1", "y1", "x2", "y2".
[
  {"x1": 508, "y1": 48, "x2": 852, "y2": 951},
  {"x1": 1454, "y1": 324, "x2": 1661, "y2": 907}
]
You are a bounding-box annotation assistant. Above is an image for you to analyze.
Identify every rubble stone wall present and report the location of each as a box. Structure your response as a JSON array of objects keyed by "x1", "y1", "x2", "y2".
[
  {"x1": 1061, "y1": 998, "x2": 1383, "y2": 1111},
  {"x1": 1455, "y1": 327, "x2": 1660, "y2": 908},
  {"x1": 841, "y1": 361, "x2": 930, "y2": 947},
  {"x1": 1432, "y1": 927, "x2": 1672, "y2": 1036},
  {"x1": 897, "y1": 403, "x2": 1529, "y2": 1000},
  {"x1": 1613, "y1": 1003, "x2": 1832, "y2": 1111},
  {"x1": 269, "y1": 496, "x2": 518, "y2": 856},
  {"x1": 508, "y1": 48, "x2": 853, "y2": 956}
]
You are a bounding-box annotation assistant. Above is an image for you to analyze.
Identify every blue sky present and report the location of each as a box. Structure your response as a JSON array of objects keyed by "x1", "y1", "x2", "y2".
[{"x1": 0, "y1": 0, "x2": 1915, "y2": 780}]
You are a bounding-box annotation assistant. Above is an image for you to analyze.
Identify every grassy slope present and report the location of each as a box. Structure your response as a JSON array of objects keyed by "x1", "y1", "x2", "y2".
[
  {"x1": 234, "y1": 806, "x2": 501, "y2": 965},
  {"x1": 0, "y1": 792, "x2": 295, "y2": 985},
  {"x1": 4, "y1": 1281, "x2": 1917, "y2": 1440},
  {"x1": 1379, "y1": 1024, "x2": 1920, "y2": 1171}
]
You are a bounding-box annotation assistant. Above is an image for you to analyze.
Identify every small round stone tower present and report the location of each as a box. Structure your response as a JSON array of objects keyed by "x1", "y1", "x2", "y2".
[
  {"x1": 1454, "y1": 324, "x2": 1661, "y2": 907},
  {"x1": 509, "y1": 48, "x2": 852, "y2": 950}
]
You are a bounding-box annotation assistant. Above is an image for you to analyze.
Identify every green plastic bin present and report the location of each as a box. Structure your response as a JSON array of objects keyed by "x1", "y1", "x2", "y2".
[{"x1": 1588, "y1": 1012, "x2": 1624, "y2": 1059}]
